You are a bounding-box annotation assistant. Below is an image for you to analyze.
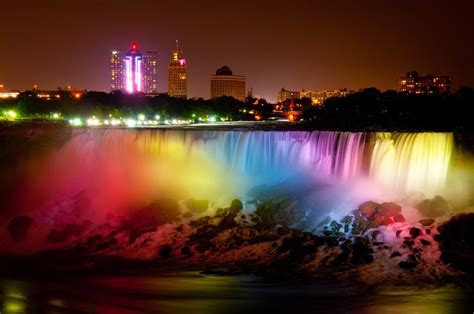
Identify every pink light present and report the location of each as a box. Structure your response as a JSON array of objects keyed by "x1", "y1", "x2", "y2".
[
  {"x1": 125, "y1": 56, "x2": 133, "y2": 93},
  {"x1": 178, "y1": 58, "x2": 186, "y2": 66},
  {"x1": 135, "y1": 57, "x2": 142, "y2": 92}
]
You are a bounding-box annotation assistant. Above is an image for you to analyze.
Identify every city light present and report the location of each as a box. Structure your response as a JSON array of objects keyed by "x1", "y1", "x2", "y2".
[
  {"x1": 69, "y1": 118, "x2": 83, "y2": 126},
  {"x1": 138, "y1": 113, "x2": 146, "y2": 121},
  {"x1": 52, "y1": 113, "x2": 60, "y2": 119},
  {"x1": 5, "y1": 110, "x2": 18, "y2": 119}
]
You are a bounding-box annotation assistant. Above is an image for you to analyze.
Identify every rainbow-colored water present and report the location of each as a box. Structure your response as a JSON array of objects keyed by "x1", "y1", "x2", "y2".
[{"x1": 17, "y1": 128, "x2": 453, "y2": 217}]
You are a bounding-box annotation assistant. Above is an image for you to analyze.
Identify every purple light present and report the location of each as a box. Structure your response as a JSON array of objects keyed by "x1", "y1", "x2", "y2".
[{"x1": 178, "y1": 58, "x2": 186, "y2": 66}]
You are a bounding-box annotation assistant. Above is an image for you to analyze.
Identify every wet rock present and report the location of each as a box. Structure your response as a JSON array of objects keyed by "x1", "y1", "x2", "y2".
[
  {"x1": 326, "y1": 237, "x2": 339, "y2": 247},
  {"x1": 351, "y1": 216, "x2": 369, "y2": 235},
  {"x1": 394, "y1": 214, "x2": 406, "y2": 223},
  {"x1": 437, "y1": 213, "x2": 474, "y2": 273},
  {"x1": 7, "y1": 215, "x2": 33, "y2": 242},
  {"x1": 419, "y1": 218, "x2": 435, "y2": 226},
  {"x1": 195, "y1": 241, "x2": 213, "y2": 253},
  {"x1": 189, "y1": 216, "x2": 211, "y2": 227},
  {"x1": 255, "y1": 202, "x2": 279, "y2": 229},
  {"x1": 396, "y1": 230, "x2": 402, "y2": 238},
  {"x1": 229, "y1": 199, "x2": 243, "y2": 215},
  {"x1": 390, "y1": 251, "x2": 402, "y2": 258},
  {"x1": 403, "y1": 239, "x2": 415, "y2": 247},
  {"x1": 158, "y1": 244, "x2": 173, "y2": 258},
  {"x1": 185, "y1": 199, "x2": 209, "y2": 214},
  {"x1": 278, "y1": 236, "x2": 306, "y2": 253},
  {"x1": 340, "y1": 215, "x2": 353, "y2": 224},
  {"x1": 235, "y1": 227, "x2": 259, "y2": 239},
  {"x1": 371, "y1": 230, "x2": 385, "y2": 243},
  {"x1": 376, "y1": 202, "x2": 402, "y2": 217},
  {"x1": 420, "y1": 239, "x2": 431, "y2": 246},
  {"x1": 247, "y1": 233, "x2": 279, "y2": 244},
  {"x1": 351, "y1": 236, "x2": 374, "y2": 265},
  {"x1": 330, "y1": 220, "x2": 342, "y2": 232},
  {"x1": 126, "y1": 199, "x2": 180, "y2": 231},
  {"x1": 217, "y1": 213, "x2": 238, "y2": 230},
  {"x1": 181, "y1": 246, "x2": 191, "y2": 255},
  {"x1": 368, "y1": 214, "x2": 385, "y2": 228},
  {"x1": 47, "y1": 223, "x2": 84, "y2": 243},
  {"x1": 359, "y1": 201, "x2": 379, "y2": 218},
  {"x1": 399, "y1": 261, "x2": 418, "y2": 269},
  {"x1": 417, "y1": 195, "x2": 451, "y2": 218},
  {"x1": 409, "y1": 227, "x2": 422, "y2": 239}
]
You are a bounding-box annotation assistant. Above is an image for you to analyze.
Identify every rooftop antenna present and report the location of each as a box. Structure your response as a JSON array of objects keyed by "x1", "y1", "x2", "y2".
[{"x1": 176, "y1": 39, "x2": 179, "y2": 50}]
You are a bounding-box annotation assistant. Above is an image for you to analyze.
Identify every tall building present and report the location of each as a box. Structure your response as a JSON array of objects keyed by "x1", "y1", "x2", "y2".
[
  {"x1": 399, "y1": 71, "x2": 450, "y2": 94},
  {"x1": 168, "y1": 41, "x2": 187, "y2": 98},
  {"x1": 210, "y1": 66, "x2": 246, "y2": 101},
  {"x1": 110, "y1": 43, "x2": 158, "y2": 94}
]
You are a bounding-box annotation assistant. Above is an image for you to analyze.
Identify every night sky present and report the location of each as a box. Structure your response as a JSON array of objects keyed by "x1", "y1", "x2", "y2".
[{"x1": 1, "y1": 0, "x2": 473, "y2": 102}]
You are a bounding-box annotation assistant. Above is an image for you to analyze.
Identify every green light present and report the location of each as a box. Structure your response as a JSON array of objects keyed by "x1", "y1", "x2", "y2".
[
  {"x1": 52, "y1": 113, "x2": 60, "y2": 119},
  {"x1": 5, "y1": 110, "x2": 17, "y2": 119}
]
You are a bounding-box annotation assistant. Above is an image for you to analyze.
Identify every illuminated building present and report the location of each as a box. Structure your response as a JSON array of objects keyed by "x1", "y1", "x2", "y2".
[
  {"x1": 278, "y1": 88, "x2": 352, "y2": 105},
  {"x1": 399, "y1": 71, "x2": 451, "y2": 94},
  {"x1": 210, "y1": 66, "x2": 246, "y2": 101},
  {"x1": 168, "y1": 41, "x2": 187, "y2": 98},
  {"x1": 110, "y1": 43, "x2": 158, "y2": 94}
]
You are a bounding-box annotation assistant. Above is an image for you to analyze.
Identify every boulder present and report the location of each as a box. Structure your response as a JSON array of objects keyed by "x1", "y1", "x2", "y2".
[
  {"x1": 419, "y1": 218, "x2": 435, "y2": 226},
  {"x1": 359, "y1": 201, "x2": 379, "y2": 218},
  {"x1": 229, "y1": 199, "x2": 243, "y2": 215},
  {"x1": 8, "y1": 215, "x2": 34, "y2": 242},
  {"x1": 158, "y1": 244, "x2": 173, "y2": 258},
  {"x1": 394, "y1": 214, "x2": 406, "y2": 223},
  {"x1": 126, "y1": 199, "x2": 180, "y2": 230},
  {"x1": 376, "y1": 202, "x2": 402, "y2": 217},
  {"x1": 409, "y1": 227, "x2": 422, "y2": 239},
  {"x1": 437, "y1": 213, "x2": 474, "y2": 273},
  {"x1": 417, "y1": 195, "x2": 451, "y2": 218}
]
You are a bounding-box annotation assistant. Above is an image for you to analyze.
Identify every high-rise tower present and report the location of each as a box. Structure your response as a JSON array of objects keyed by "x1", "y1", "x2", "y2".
[
  {"x1": 110, "y1": 43, "x2": 158, "y2": 94},
  {"x1": 168, "y1": 40, "x2": 187, "y2": 98}
]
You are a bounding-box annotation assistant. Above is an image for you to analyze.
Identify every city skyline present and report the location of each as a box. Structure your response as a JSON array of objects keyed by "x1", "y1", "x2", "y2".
[{"x1": 0, "y1": 0, "x2": 473, "y2": 102}]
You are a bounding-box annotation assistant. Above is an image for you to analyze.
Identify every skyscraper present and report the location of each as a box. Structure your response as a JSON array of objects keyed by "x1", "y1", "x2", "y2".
[
  {"x1": 399, "y1": 71, "x2": 450, "y2": 94},
  {"x1": 110, "y1": 43, "x2": 158, "y2": 94},
  {"x1": 210, "y1": 66, "x2": 246, "y2": 101},
  {"x1": 168, "y1": 41, "x2": 187, "y2": 98}
]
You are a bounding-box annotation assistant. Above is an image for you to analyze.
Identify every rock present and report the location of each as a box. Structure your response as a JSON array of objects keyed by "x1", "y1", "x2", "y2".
[
  {"x1": 359, "y1": 201, "x2": 379, "y2": 218},
  {"x1": 7, "y1": 215, "x2": 33, "y2": 242},
  {"x1": 229, "y1": 199, "x2": 243, "y2": 215},
  {"x1": 351, "y1": 216, "x2": 369, "y2": 235},
  {"x1": 235, "y1": 227, "x2": 258, "y2": 239},
  {"x1": 420, "y1": 239, "x2": 431, "y2": 246},
  {"x1": 195, "y1": 241, "x2": 212, "y2": 253},
  {"x1": 409, "y1": 227, "x2": 422, "y2": 239},
  {"x1": 340, "y1": 215, "x2": 353, "y2": 224},
  {"x1": 351, "y1": 236, "x2": 374, "y2": 265},
  {"x1": 218, "y1": 213, "x2": 238, "y2": 229},
  {"x1": 399, "y1": 261, "x2": 418, "y2": 269},
  {"x1": 382, "y1": 217, "x2": 394, "y2": 226},
  {"x1": 376, "y1": 202, "x2": 402, "y2": 217},
  {"x1": 369, "y1": 214, "x2": 385, "y2": 228},
  {"x1": 437, "y1": 213, "x2": 474, "y2": 273},
  {"x1": 186, "y1": 199, "x2": 209, "y2": 214},
  {"x1": 394, "y1": 214, "x2": 406, "y2": 223},
  {"x1": 158, "y1": 244, "x2": 173, "y2": 258},
  {"x1": 371, "y1": 230, "x2": 385, "y2": 242},
  {"x1": 417, "y1": 195, "x2": 451, "y2": 218},
  {"x1": 126, "y1": 199, "x2": 180, "y2": 231},
  {"x1": 330, "y1": 220, "x2": 342, "y2": 231},
  {"x1": 419, "y1": 218, "x2": 435, "y2": 226},
  {"x1": 390, "y1": 251, "x2": 402, "y2": 258},
  {"x1": 189, "y1": 216, "x2": 211, "y2": 227},
  {"x1": 47, "y1": 223, "x2": 85, "y2": 243},
  {"x1": 181, "y1": 246, "x2": 191, "y2": 255},
  {"x1": 255, "y1": 202, "x2": 279, "y2": 229}
]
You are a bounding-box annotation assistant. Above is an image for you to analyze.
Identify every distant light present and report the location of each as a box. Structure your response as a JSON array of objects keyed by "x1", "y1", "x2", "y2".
[
  {"x1": 69, "y1": 118, "x2": 82, "y2": 126},
  {"x1": 125, "y1": 118, "x2": 136, "y2": 127},
  {"x1": 5, "y1": 110, "x2": 17, "y2": 119},
  {"x1": 138, "y1": 113, "x2": 145, "y2": 121},
  {"x1": 208, "y1": 116, "x2": 216, "y2": 122},
  {"x1": 74, "y1": 93, "x2": 81, "y2": 99},
  {"x1": 52, "y1": 113, "x2": 60, "y2": 119},
  {"x1": 155, "y1": 114, "x2": 160, "y2": 120},
  {"x1": 86, "y1": 117, "x2": 100, "y2": 126}
]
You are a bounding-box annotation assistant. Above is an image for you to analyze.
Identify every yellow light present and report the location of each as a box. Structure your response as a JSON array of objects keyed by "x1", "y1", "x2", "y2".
[
  {"x1": 74, "y1": 93, "x2": 81, "y2": 99},
  {"x1": 6, "y1": 110, "x2": 17, "y2": 119}
]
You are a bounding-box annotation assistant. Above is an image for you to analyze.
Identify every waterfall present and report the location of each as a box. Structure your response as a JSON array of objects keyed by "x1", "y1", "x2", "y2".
[{"x1": 21, "y1": 128, "x2": 452, "y2": 216}]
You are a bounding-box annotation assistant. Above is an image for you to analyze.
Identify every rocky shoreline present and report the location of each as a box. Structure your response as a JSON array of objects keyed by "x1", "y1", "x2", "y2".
[{"x1": 3, "y1": 195, "x2": 473, "y2": 286}]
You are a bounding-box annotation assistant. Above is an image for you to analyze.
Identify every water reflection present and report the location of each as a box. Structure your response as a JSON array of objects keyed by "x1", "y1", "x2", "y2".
[{"x1": 1, "y1": 271, "x2": 472, "y2": 313}]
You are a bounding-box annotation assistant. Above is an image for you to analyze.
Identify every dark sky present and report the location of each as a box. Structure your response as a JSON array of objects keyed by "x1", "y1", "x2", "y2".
[{"x1": 1, "y1": 0, "x2": 473, "y2": 102}]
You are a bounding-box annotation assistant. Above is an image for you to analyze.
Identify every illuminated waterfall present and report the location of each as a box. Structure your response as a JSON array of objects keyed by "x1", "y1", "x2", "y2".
[{"x1": 30, "y1": 129, "x2": 452, "y2": 214}]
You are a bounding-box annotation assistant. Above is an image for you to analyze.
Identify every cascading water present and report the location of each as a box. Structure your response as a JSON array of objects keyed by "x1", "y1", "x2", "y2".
[{"x1": 14, "y1": 128, "x2": 454, "y2": 220}]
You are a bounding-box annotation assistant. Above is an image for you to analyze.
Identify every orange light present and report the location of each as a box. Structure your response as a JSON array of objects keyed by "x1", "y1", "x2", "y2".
[
  {"x1": 255, "y1": 115, "x2": 261, "y2": 121},
  {"x1": 288, "y1": 114, "x2": 294, "y2": 122},
  {"x1": 74, "y1": 93, "x2": 81, "y2": 99}
]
